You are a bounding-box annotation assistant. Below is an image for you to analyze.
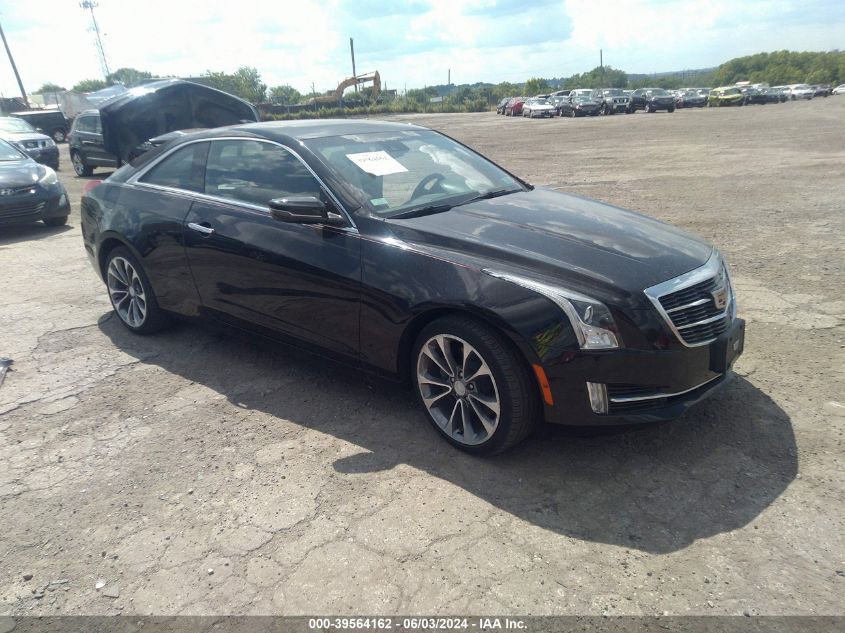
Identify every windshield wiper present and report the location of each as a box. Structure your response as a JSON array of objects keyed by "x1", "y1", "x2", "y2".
[
  {"x1": 389, "y1": 202, "x2": 458, "y2": 219},
  {"x1": 453, "y1": 188, "x2": 519, "y2": 207},
  {"x1": 389, "y1": 188, "x2": 519, "y2": 220}
]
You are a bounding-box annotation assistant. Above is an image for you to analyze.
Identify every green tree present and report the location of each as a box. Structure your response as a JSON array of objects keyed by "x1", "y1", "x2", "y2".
[
  {"x1": 406, "y1": 86, "x2": 438, "y2": 104},
  {"x1": 268, "y1": 84, "x2": 302, "y2": 105},
  {"x1": 33, "y1": 82, "x2": 66, "y2": 94},
  {"x1": 72, "y1": 79, "x2": 109, "y2": 93},
  {"x1": 710, "y1": 50, "x2": 845, "y2": 86},
  {"x1": 492, "y1": 81, "x2": 519, "y2": 100},
  {"x1": 107, "y1": 67, "x2": 154, "y2": 87},
  {"x1": 564, "y1": 65, "x2": 628, "y2": 89},
  {"x1": 523, "y1": 77, "x2": 550, "y2": 95},
  {"x1": 195, "y1": 67, "x2": 268, "y2": 103}
]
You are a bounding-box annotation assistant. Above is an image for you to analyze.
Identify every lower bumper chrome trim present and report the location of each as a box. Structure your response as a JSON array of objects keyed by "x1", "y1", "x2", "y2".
[{"x1": 609, "y1": 374, "x2": 723, "y2": 404}]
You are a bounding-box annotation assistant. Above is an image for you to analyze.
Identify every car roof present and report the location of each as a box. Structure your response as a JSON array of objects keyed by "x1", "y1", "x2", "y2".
[{"x1": 184, "y1": 119, "x2": 430, "y2": 142}]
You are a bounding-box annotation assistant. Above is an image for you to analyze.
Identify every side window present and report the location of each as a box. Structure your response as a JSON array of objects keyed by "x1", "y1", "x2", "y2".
[
  {"x1": 204, "y1": 139, "x2": 322, "y2": 207},
  {"x1": 76, "y1": 116, "x2": 93, "y2": 133},
  {"x1": 139, "y1": 142, "x2": 209, "y2": 193}
]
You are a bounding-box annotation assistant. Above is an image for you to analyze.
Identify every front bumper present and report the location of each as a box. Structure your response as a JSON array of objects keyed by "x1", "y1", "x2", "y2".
[
  {"x1": 542, "y1": 318, "x2": 745, "y2": 426},
  {"x1": 0, "y1": 186, "x2": 70, "y2": 226}
]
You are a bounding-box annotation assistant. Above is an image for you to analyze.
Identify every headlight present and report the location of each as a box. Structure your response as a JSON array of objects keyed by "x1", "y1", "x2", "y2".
[
  {"x1": 39, "y1": 167, "x2": 59, "y2": 186},
  {"x1": 484, "y1": 270, "x2": 620, "y2": 349},
  {"x1": 45, "y1": 138, "x2": 56, "y2": 148}
]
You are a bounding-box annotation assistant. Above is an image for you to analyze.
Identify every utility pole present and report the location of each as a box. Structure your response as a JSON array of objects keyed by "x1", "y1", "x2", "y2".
[
  {"x1": 0, "y1": 20, "x2": 28, "y2": 107},
  {"x1": 80, "y1": 1, "x2": 111, "y2": 80},
  {"x1": 600, "y1": 49, "x2": 604, "y2": 87},
  {"x1": 311, "y1": 81, "x2": 316, "y2": 111},
  {"x1": 349, "y1": 38, "x2": 357, "y2": 93}
]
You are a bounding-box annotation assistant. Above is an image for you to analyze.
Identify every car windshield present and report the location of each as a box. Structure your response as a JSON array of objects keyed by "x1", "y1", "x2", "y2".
[
  {"x1": 648, "y1": 89, "x2": 670, "y2": 96},
  {"x1": 604, "y1": 89, "x2": 623, "y2": 96},
  {"x1": 0, "y1": 117, "x2": 36, "y2": 133},
  {"x1": 575, "y1": 96, "x2": 593, "y2": 102},
  {"x1": 0, "y1": 139, "x2": 25, "y2": 161},
  {"x1": 305, "y1": 130, "x2": 523, "y2": 218},
  {"x1": 535, "y1": 99, "x2": 550, "y2": 105}
]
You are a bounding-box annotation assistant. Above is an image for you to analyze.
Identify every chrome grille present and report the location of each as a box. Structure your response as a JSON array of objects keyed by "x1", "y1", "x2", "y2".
[
  {"x1": 22, "y1": 139, "x2": 50, "y2": 149},
  {"x1": 0, "y1": 184, "x2": 37, "y2": 196},
  {"x1": 644, "y1": 252, "x2": 735, "y2": 347}
]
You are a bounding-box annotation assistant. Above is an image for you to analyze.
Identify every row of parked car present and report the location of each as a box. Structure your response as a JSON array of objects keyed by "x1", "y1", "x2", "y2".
[{"x1": 497, "y1": 82, "x2": 843, "y2": 118}]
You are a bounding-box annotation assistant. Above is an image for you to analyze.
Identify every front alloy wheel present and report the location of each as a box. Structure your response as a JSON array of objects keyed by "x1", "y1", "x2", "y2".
[
  {"x1": 413, "y1": 317, "x2": 538, "y2": 454},
  {"x1": 417, "y1": 334, "x2": 501, "y2": 446}
]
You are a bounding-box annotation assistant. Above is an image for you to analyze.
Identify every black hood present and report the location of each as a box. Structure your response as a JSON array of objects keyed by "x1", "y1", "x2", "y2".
[
  {"x1": 0, "y1": 131, "x2": 52, "y2": 144},
  {"x1": 99, "y1": 79, "x2": 259, "y2": 161},
  {"x1": 388, "y1": 188, "x2": 713, "y2": 298},
  {"x1": 0, "y1": 158, "x2": 42, "y2": 188}
]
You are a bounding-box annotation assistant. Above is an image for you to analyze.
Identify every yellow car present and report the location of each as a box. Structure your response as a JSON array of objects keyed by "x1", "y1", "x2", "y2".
[{"x1": 708, "y1": 86, "x2": 745, "y2": 107}]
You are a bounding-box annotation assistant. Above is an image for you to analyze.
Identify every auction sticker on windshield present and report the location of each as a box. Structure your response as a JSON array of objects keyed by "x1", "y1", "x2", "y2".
[{"x1": 346, "y1": 151, "x2": 408, "y2": 176}]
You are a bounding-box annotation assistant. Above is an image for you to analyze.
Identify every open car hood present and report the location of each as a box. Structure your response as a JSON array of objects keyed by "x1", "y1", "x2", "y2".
[{"x1": 99, "y1": 79, "x2": 259, "y2": 161}]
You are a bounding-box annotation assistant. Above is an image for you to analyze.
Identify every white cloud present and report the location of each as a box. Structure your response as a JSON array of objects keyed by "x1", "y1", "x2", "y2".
[{"x1": 1, "y1": 0, "x2": 843, "y2": 98}]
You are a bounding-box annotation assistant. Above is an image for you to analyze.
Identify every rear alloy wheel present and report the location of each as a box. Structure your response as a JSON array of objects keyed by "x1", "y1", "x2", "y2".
[
  {"x1": 71, "y1": 151, "x2": 93, "y2": 177},
  {"x1": 52, "y1": 129, "x2": 66, "y2": 143},
  {"x1": 105, "y1": 247, "x2": 169, "y2": 334},
  {"x1": 413, "y1": 316, "x2": 538, "y2": 454}
]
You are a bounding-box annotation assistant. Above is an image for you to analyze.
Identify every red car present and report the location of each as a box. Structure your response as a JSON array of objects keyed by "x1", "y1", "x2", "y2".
[{"x1": 504, "y1": 96, "x2": 526, "y2": 116}]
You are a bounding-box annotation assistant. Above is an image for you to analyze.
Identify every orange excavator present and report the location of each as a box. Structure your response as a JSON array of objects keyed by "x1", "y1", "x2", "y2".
[{"x1": 308, "y1": 71, "x2": 381, "y2": 105}]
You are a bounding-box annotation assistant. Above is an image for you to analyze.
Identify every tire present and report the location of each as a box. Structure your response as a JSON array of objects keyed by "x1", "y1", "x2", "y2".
[
  {"x1": 52, "y1": 128, "x2": 66, "y2": 143},
  {"x1": 412, "y1": 315, "x2": 539, "y2": 455},
  {"x1": 71, "y1": 151, "x2": 93, "y2": 177},
  {"x1": 668, "y1": 107, "x2": 675, "y2": 113},
  {"x1": 104, "y1": 246, "x2": 170, "y2": 335},
  {"x1": 43, "y1": 216, "x2": 68, "y2": 227}
]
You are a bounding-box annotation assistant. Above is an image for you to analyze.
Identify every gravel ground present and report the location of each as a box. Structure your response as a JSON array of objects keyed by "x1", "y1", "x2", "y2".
[{"x1": 0, "y1": 97, "x2": 843, "y2": 616}]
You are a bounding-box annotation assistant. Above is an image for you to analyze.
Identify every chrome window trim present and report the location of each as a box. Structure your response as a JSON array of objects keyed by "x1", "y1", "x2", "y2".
[
  {"x1": 643, "y1": 250, "x2": 734, "y2": 348},
  {"x1": 609, "y1": 374, "x2": 723, "y2": 404},
  {"x1": 126, "y1": 136, "x2": 357, "y2": 231}
]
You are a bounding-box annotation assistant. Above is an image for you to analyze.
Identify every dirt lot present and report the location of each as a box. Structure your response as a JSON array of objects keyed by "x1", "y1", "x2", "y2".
[{"x1": 1, "y1": 98, "x2": 843, "y2": 616}]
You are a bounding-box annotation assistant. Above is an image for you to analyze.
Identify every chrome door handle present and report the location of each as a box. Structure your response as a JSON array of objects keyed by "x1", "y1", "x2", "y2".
[{"x1": 187, "y1": 222, "x2": 215, "y2": 235}]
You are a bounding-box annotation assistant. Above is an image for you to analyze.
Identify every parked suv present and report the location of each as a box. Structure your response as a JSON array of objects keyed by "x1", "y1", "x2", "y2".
[
  {"x1": 67, "y1": 110, "x2": 119, "y2": 176},
  {"x1": 592, "y1": 88, "x2": 631, "y2": 115},
  {"x1": 11, "y1": 110, "x2": 71, "y2": 143},
  {"x1": 628, "y1": 88, "x2": 675, "y2": 113},
  {"x1": 0, "y1": 117, "x2": 59, "y2": 169}
]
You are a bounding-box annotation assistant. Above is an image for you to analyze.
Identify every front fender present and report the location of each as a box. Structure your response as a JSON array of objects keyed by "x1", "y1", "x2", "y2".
[{"x1": 359, "y1": 236, "x2": 579, "y2": 378}]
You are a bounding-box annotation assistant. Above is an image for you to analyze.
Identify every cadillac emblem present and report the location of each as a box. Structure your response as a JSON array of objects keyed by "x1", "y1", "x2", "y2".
[{"x1": 711, "y1": 286, "x2": 728, "y2": 310}]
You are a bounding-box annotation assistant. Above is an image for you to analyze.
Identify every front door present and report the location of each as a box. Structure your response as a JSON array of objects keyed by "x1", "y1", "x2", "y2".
[{"x1": 182, "y1": 138, "x2": 361, "y2": 359}]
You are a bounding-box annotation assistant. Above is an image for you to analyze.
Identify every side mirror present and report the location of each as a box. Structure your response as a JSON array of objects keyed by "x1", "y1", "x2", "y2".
[
  {"x1": 269, "y1": 196, "x2": 345, "y2": 225},
  {"x1": 36, "y1": 127, "x2": 44, "y2": 133}
]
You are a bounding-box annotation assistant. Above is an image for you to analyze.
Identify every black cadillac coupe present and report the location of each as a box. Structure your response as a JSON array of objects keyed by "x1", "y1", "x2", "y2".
[{"x1": 81, "y1": 120, "x2": 744, "y2": 454}]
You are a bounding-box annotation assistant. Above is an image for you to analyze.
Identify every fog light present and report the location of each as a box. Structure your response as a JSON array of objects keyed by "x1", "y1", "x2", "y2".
[
  {"x1": 586, "y1": 382, "x2": 608, "y2": 414},
  {"x1": 59, "y1": 194, "x2": 67, "y2": 207}
]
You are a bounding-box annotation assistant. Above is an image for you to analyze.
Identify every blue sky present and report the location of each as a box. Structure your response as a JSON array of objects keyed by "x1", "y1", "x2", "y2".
[{"x1": 1, "y1": 0, "x2": 843, "y2": 97}]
